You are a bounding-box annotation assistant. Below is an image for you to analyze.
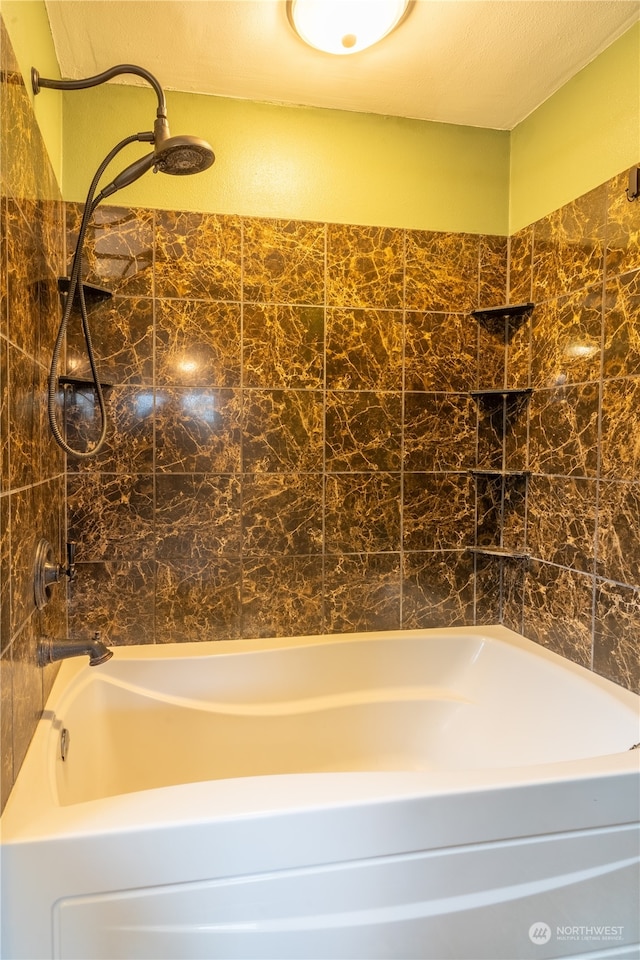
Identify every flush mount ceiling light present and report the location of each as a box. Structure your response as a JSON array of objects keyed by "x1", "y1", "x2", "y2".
[{"x1": 287, "y1": 0, "x2": 413, "y2": 55}]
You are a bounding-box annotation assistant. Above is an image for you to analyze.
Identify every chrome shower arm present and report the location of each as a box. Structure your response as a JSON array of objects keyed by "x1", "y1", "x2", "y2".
[{"x1": 31, "y1": 63, "x2": 168, "y2": 119}]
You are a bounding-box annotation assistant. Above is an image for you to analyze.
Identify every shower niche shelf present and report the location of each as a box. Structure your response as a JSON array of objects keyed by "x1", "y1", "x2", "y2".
[{"x1": 57, "y1": 277, "x2": 113, "y2": 306}]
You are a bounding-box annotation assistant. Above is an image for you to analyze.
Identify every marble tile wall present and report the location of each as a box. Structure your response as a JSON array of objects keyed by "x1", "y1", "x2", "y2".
[
  {"x1": 500, "y1": 173, "x2": 640, "y2": 692},
  {"x1": 0, "y1": 18, "x2": 67, "y2": 813},
  {"x1": 64, "y1": 208, "x2": 510, "y2": 647}
]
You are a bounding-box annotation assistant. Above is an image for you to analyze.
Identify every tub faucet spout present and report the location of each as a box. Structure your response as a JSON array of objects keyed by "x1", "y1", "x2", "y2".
[{"x1": 38, "y1": 632, "x2": 113, "y2": 667}]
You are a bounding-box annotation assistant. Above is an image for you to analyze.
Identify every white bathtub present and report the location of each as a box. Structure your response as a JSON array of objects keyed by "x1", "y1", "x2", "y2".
[{"x1": 1, "y1": 625, "x2": 639, "y2": 960}]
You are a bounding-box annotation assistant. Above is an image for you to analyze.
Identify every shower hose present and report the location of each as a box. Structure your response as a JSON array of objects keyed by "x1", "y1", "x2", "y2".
[{"x1": 48, "y1": 133, "x2": 149, "y2": 459}]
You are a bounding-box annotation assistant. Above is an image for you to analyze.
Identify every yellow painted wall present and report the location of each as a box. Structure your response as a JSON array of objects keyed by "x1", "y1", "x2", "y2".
[
  {"x1": 61, "y1": 84, "x2": 510, "y2": 234},
  {"x1": 509, "y1": 22, "x2": 640, "y2": 233},
  {"x1": 1, "y1": 0, "x2": 62, "y2": 190}
]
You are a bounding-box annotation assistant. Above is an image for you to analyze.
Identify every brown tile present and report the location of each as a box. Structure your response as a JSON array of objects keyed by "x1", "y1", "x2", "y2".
[
  {"x1": 600, "y1": 378, "x2": 640, "y2": 480},
  {"x1": 522, "y1": 562, "x2": 593, "y2": 668},
  {"x1": 327, "y1": 224, "x2": 404, "y2": 309},
  {"x1": 404, "y1": 393, "x2": 475, "y2": 472},
  {"x1": 528, "y1": 383, "x2": 599, "y2": 477},
  {"x1": 0, "y1": 336, "x2": 8, "y2": 492},
  {"x1": 241, "y1": 555, "x2": 323, "y2": 638},
  {"x1": 533, "y1": 184, "x2": 606, "y2": 301},
  {"x1": 242, "y1": 473, "x2": 323, "y2": 556},
  {"x1": 405, "y1": 312, "x2": 476, "y2": 392},
  {"x1": 531, "y1": 288, "x2": 602, "y2": 389},
  {"x1": 156, "y1": 474, "x2": 241, "y2": 560},
  {"x1": 474, "y1": 474, "x2": 503, "y2": 549},
  {"x1": 68, "y1": 473, "x2": 154, "y2": 561},
  {"x1": 243, "y1": 218, "x2": 325, "y2": 305},
  {"x1": 67, "y1": 296, "x2": 153, "y2": 385},
  {"x1": 594, "y1": 580, "x2": 640, "y2": 692},
  {"x1": 325, "y1": 553, "x2": 401, "y2": 633},
  {"x1": 155, "y1": 387, "x2": 241, "y2": 474},
  {"x1": 8, "y1": 485, "x2": 37, "y2": 636},
  {"x1": 66, "y1": 385, "x2": 155, "y2": 474},
  {"x1": 508, "y1": 226, "x2": 533, "y2": 304},
  {"x1": 326, "y1": 473, "x2": 401, "y2": 554},
  {"x1": 406, "y1": 231, "x2": 479, "y2": 313},
  {"x1": 156, "y1": 298, "x2": 241, "y2": 388},
  {"x1": 479, "y1": 234, "x2": 508, "y2": 309},
  {"x1": 602, "y1": 270, "x2": 640, "y2": 379},
  {"x1": 474, "y1": 553, "x2": 503, "y2": 625},
  {"x1": 505, "y1": 311, "x2": 532, "y2": 390},
  {"x1": 6, "y1": 199, "x2": 41, "y2": 358},
  {"x1": 501, "y1": 561, "x2": 526, "y2": 633},
  {"x1": 326, "y1": 391, "x2": 402, "y2": 472},
  {"x1": 156, "y1": 558, "x2": 242, "y2": 642},
  {"x1": 69, "y1": 561, "x2": 155, "y2": 644},
  {"x1": 326, "y1": 308, "x2": 402, "y2": 390},
  {"x1": 402, "y1": 551, "x2": 474, "y2": 628},
  {"x1": 244, "y1": 303, "x2": 323, "y2": 389},
  {"x1": 476, "y1": 315, "x2": 506, "y2": 391},
  {"x1": 155, "y1": 210, "x2": 241, "y2": 300},
  {"x1": 403, "y1": 472, "x2": 473, "y2": 552},
  {"x1": 0, "y1": 495, "x2": 9, "y2": 650},
  {"x1": 527, "y1": 475, "x2": 596, "y2": 572},
  {"x1": 243, "y1": 389, "x2": 323, "y2": 473},
  {"x1": 0, "y1": 649, "x2": 13, "y2": 813},
  {"x1": 475, "y1": 394, "x2": 505, "y2": 471},
  {"x1": 11, "y1": 617, "x2": 43, "y2": 778},
  {"x1": 596, "y1": 480, "x2": 640, "y2": 586},
  {"x1": 66, "y1": 204, "x2": 154, "y2": 297}
]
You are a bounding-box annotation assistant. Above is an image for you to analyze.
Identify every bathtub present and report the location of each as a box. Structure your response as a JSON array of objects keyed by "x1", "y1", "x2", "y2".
[{"x1": 1, "y1": 625, "x2": 639, "y2": 960}]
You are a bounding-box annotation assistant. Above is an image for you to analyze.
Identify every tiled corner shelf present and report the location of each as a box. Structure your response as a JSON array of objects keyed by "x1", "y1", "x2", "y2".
[{"x1": 471, "y1": 302, "x2": 534, "y2": 323}]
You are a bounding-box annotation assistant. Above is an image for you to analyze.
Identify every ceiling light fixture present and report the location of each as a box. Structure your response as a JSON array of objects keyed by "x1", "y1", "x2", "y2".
[{"x1": 287, "y1": 0, "x2": 413, "y2": 56}]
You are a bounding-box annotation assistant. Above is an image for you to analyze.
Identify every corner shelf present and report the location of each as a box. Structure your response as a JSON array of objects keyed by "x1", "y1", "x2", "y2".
[
  {"x1": 467, "y1": 547, "x2": 530, "y2": 561},
  {"x1": 471, "y1": 303, "x2": 534, "y2": 323},
  {"x1": 470, "y1": 469, "x2": 530, "y2": 479},
  {"x1": 57, "y1": 277, "x2": 113, "y2": 306},
  {"x1": 470, "y1": 388, "x2": 532, "y2": 400},
  {"x1": 59, "y1": 376, "x2": 114, "y2": 390}
]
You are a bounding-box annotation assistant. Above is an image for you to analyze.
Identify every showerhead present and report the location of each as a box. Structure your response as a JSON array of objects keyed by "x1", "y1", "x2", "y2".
[{"x1": 155, "y1": 135, "x2": 215, "y2": 176}]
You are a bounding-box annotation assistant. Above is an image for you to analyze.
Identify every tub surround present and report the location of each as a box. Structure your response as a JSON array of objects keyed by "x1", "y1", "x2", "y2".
[
  {"x1": 64, "y1": 210, "x2": 505, "y2": 645},
  {"x1": 63, "y1": 187, "x2": 640, "y2": 696}
]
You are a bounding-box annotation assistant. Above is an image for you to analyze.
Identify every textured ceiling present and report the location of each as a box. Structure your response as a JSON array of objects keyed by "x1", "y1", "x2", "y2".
[{"x1": 45, "y1": 0, "x2": 640, "y2": 129}]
